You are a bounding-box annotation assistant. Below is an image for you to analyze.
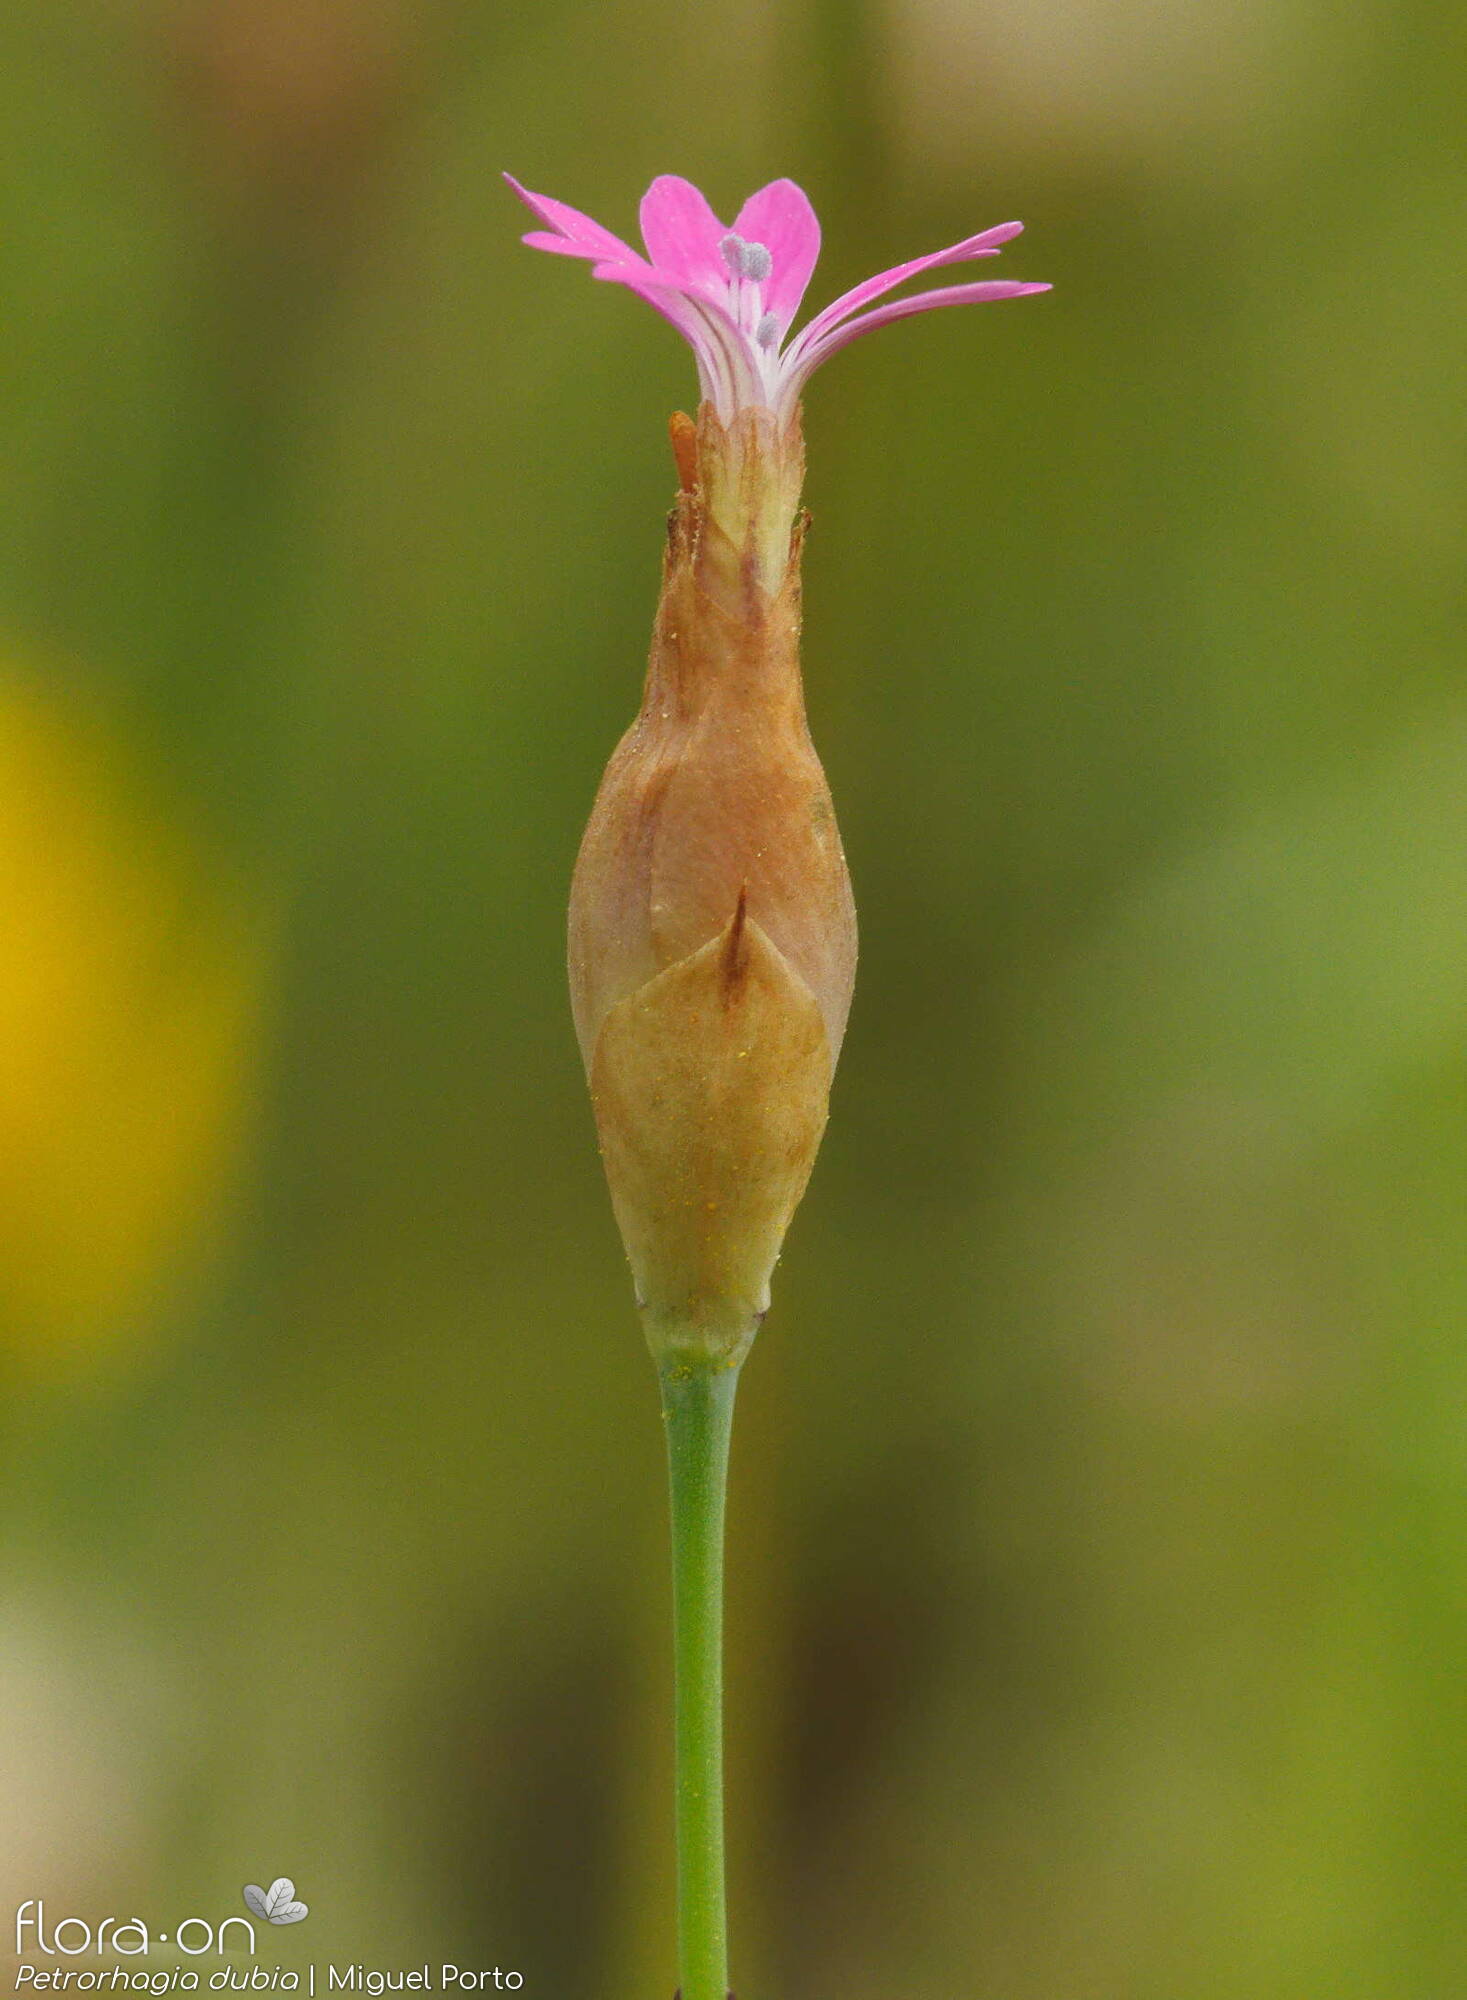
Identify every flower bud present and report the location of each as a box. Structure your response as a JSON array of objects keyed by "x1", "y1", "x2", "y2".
[{"x1": 569, "y1": 403, "x2": 857, "y2": 1365}]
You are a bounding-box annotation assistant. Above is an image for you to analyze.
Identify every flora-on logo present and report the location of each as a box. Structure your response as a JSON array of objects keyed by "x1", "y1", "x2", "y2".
[
  {"x1": 14, "y1": 1902, "x2": 257, "y2": 1958},
  {"x1": 240, "y1": 1885, "x2": 307, "y2": 1928}
]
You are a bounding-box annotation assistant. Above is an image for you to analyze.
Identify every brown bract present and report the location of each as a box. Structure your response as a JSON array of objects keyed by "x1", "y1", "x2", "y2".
[{"x1": 569, "y1": 404, "x2": 857, "y2": 1362}]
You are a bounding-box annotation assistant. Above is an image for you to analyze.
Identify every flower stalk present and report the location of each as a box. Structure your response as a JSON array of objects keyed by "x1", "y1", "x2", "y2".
[{"x1": 660, "y1": 1359, "x2": 739, "y2": 2000}]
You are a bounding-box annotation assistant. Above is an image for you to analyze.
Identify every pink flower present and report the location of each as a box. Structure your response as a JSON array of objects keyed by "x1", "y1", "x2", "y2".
[{"x1": 507, "y1": 173, "x2": 1048, "y2": 423}]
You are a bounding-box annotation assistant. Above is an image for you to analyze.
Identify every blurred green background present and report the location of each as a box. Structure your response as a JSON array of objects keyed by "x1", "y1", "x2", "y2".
[{"x1": 2, "y1": 1, "x2": 1464, "y2": 1995}]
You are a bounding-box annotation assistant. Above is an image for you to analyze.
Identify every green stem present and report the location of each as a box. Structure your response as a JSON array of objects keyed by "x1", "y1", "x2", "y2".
[{"x1": 659, "y1": 1359, "x2": 740, "y2": 2000}]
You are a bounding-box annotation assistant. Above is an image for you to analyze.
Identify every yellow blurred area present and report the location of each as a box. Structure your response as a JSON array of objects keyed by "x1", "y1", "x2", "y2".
[{"x1": 0, "y1": 666, "x2": 265, "y2": 1374}]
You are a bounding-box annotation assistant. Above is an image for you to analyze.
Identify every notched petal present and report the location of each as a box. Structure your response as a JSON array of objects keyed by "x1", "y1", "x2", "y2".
[
  {"x1": 504, "y1": 173, "x2": 639, "y2": 262},
  {"x1": 639, "y1": 175, "x2": 731, "y2": 294},
  {"x1": 731, "y1": 178, "x2": 822, "y2": 329}
]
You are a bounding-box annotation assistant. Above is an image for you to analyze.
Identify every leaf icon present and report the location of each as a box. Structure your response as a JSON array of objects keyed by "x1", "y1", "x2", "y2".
[{"x1": 243, "y1": 1879, "x2": 309, "y2": 1924}]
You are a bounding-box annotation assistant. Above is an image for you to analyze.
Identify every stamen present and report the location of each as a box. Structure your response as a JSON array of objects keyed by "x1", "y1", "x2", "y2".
[
  {"x1": 755, "y1": 312, "x2": 780, "y2": 348},
  {"x1": 720, "y1": 232, "x2": 773, "y2": 282}
]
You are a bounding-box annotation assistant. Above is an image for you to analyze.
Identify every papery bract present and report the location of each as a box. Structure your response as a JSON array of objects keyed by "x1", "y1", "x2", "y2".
[{"x1": 565, "y1": 403, "x2": 852, "y2": 1362}]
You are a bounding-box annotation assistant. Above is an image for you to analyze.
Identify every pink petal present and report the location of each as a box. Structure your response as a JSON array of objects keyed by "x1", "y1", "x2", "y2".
[
  {"x1": 730, "y1": 179, "x2": 821, "y2": 330},
  {"x1": 638, "y1": 175, "x2": 730, "y2": 294},
  {"x1": 794, "y1": 278, "x2": 1050, "y2": 380},
  {"x1": 504, "y1": 174, "x2": 639, "y2": 263},
  {"x1": 793, "y1": 221, "x2": 1027, "y2": 355}
]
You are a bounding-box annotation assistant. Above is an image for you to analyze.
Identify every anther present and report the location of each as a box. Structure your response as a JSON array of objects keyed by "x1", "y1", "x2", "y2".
[
  {"x1": 755, "y1": 311, "x2": 780, "y2": 348},
  {"x1": 720, "y1": 233, "x2": 773, "y2": 282}
]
